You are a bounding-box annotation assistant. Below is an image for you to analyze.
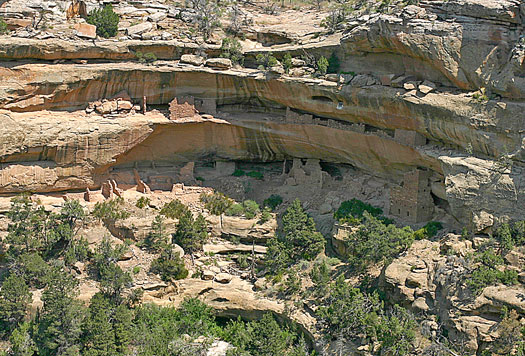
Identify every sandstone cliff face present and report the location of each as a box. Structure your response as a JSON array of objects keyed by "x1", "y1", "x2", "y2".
[
  {"x1": 382, "y1": 237, "x2": 525, "y2": 352},
  {"x1": 339, "y1": 1, "x2": 525, "y2": 99},
  {"x1": 2, "y1": 64, "x2": 524, "y2": 160},
  {"x1": 1, "y1": 61, "x2": 524, "y2": 228},
  {"x1": 0, "y1": 0, "x2": 524, "y2": 229}
]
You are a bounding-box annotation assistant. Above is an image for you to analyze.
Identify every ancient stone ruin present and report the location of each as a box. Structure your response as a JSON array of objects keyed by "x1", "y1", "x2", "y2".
[
  {"x1": 0, "y1": 0, "x2": 523, "y2": 354},
  {"x1": 285, "y1": 159, "x2": 328, "y2": 189},
  {"x1": 390, "y1": 169, "x2": 434, "y2": 223},
  {"x1": 169, "y1": 95, "x2": 217, "y2": 120},
  {"x1": 86, "y1": 97, "x2": 139, "y2": 115}
]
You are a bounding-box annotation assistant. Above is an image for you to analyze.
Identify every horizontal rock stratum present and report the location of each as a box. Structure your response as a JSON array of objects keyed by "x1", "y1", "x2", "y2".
[{"x1": 0, "y1": 0, "x2": 524, "y2": 232}]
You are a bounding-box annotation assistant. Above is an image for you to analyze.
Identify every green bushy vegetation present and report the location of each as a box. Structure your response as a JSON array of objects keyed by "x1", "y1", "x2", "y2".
[
  {"x1": 87, "y1": 5, "x2": 119, "y2": 38},
  {"x1": 226, "y1": 203, "x2": 245, "y2": 217},
  {"x1": 200, "y1": 191, "x2": 233, "y2": 215},
  {"x1": 142, "y1": 212, "x2": 189, "y2": 282},
  {"x1": 172, "y1": 210, "x2": 208, "y2": 257},
  {"x1": 493, "y1": 221, "x2": 525, "y2": 253},
  {"x1": 135, "y1": 196, "x2": 151, "y2": 209},
  {"x1": 343, "y1": 212, "x2": 414, "y2": 270},
  {"x1": 467, "y1": 247, "x2": 518, "y2": 295},
  {"x1": 232, "y1": 169, "x2": 245, "y2": 177},
  {"x1": 159, "y1": 199, "x2": 188, "y2": 219},
  {"x1": 246, "y1": 171, "x2": 264, "y2": 180},
  {"x1": 316, "y1": 56, "x2": 329, "y2": 76},
  {"x1": 256, "y1": 53, "x2": 278, "y2": 71},
  {"x1": 334, "y1": 198, "x2": 384, "y2": 224},
  {"x1": 150, "y1": 251, "x2": 188, "y2": 282},
  {"x1": 327, "y1": 52, "x2": 340, "y2": 74},
  {"x1": 231, "y1": 169, "x2": 263, "y2": 180},
  {"x1": 220, "y1": 37, "x2": 244, "y2": 65},
  {"x1": 133, "y1": 299, "x2": 312, "y2": 356},
  {"x1": 242, "y1": 200, "x2": 260, "y2": 219},
  {"x1": 282, "y1": 53, "x2": 293, "y2": 74},
  {"x1": 0, "y1": 17, "x2": 9, "y2": 35},
  {"x1": 225, "y1": 200, "x2": 261, "y2": 219},
  {"x1": 141, "y1": 215, "x2": 169, "y2": 252},
  {"x1": 265, "y1": 199, "x2": 325, "y2": 275},
  {"x1": 263, "y1": 194, "x2": 283, "y2": 211},
  {"x1": 93, "y1": 197, "x2": 130, "y2": 222},
  {"x1": 316, "y1": 275, "x2": 417, "y2": 355},
  {"x1": 136, "y1": 51, "x2": 157, "y2": 64},
  {"x1": 258, "y1": 208, "x2": 272, "y2": 224},
  {"x1": 92, "y1": 237, "x2": 132, "y2": 299},
  {"x1": 413, "y1": 221, "x2": 443, "y2": 240},
  {"x1": 2, "y1": 185, "x2": 523, "y2": 356}
]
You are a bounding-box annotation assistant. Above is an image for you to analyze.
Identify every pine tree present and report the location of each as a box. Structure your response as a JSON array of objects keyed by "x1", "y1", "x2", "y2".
[
  {"x1": 113, "y1": 304, "x2": 133, "y2": 354},
  {"x1": 37, "y1": 265, "x2": 85, "y2": 356},
  {"x1": 9, "y1": 322, "x2": 37, "y2": 356},
  {"x1": 6, "y1": 196, "x2": 46, "y2": 255},
  {"x1": 281, "y1": 199, "x2": 325, "y2": 261},
  {"x1": 0, "y1": 274, "x2": 32, "y2": 332},
  {"x1": 173, "y1": 211, "x2": 208, "y2": 258},
  {"x1": 82, "y1": 293, "x2": 116, "y2": 356},
  {"x1": 86, "y1": 5, "x2": 119, "y2": 38},
  {"x1": 144, "y1": 215, "x2": 168, "y2": 252}
]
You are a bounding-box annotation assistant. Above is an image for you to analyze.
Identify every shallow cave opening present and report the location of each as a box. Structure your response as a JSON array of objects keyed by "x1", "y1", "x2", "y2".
[
  {"x1": 320, "y1": 161, "x2": 344, "y2": 180},
  {"x1": 431, "y1": 191, "x2": 451, "y2": 213},
  {"x1": 311, "y1": 95, "x2": 334, "y2": 103}
]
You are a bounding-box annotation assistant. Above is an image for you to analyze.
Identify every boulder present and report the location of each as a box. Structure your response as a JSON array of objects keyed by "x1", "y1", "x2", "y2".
[
  {"x1": 289, "y1": 67, "x2": 306, "y2": 77},
  {"x1": 180, "y1": 54, "x2": 205, "y2": 66},
  {"x1": 127, "y1": 22, "x2": 154, "y2": 36},
  {"x1": 96, "y1": 100, "x2": 118, "y2": 114},
  {"x1": 117, "y1": 100, "x2": 133, "y2": 110},
  {"x1": 291, "y1": 58, "x2": 305, "y2": 67},
  {"x1": 202, "y1": 270, "x2": 214, "y2": 280},
  {"x1": 207, "y1": 341, "x2": 232, "y2": 356},
  {"x1": 214, "y1": 273, "x2": 232, "y2": 284},
  {"x1": 75, "y1": 23, "x2": 96, "y2": 39},
  {"x1": 340, "y1": 73, "x2": 354, "y2": 84},
  {"x1": 350, "y1": 74, "x2": 377, "y2": 87},
  {"x1": 325, "y1": 74, "x2": 339, "y2": 82},
  {"x1": 205, "y1": 58, "x2": 232, "y2": 70},
  {"x1": 172, "y1": 244, "x2": 184, "y2": 258},
  {"x1": 269, "y1": 65, "x2": 285, "y2": 75},
  {"x1": 5, "y1": 18, "x2": 32, "y2": 29},
  {"x1": 148, "y1": 12, "x2": 167, "y2": 22},
  {"x1": 161, "y1": 32, "x2": 173, "y2": 40},
  {"x1": 418, "y1": 80, "x2": 437, "y2": 94},
  {"x1": 119, "y1": 250, "x2": 133, "y2": 261},
  {"x1": 403, "y1": 82, "x2": 418, "y2": 90}
]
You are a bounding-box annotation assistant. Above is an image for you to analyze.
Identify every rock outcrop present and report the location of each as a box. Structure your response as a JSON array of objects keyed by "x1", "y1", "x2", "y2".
[
  {"x1": 0, "y1": 0, "x2": 524, "y2": 231},
  {"x1": 381, "y1": 237, "x2": 525, "y2": 353}
]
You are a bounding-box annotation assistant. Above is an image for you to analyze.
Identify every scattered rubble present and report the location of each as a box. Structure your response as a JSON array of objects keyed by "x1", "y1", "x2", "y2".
[{"x1": 86, "y1": 98, "x2": 138, "y2": 115}]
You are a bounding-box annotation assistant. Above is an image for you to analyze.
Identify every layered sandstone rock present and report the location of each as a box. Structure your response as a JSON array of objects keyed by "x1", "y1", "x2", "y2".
[
  {"x1": 381, "y1": 237, "x2": 525, "y2": 353},
  {"x1": 0, "y1": 0, "x2": 523, "y2": 230}
]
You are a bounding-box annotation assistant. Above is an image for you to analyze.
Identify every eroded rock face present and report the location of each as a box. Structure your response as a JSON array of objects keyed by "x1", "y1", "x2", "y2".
[
  {"x1": 339, "y1": 1, "x2": 525, "y2": 99},
  {"x1": 1, "y1": 60, "x2": 525, "y2": 227},
  {"x1": 381, "y1": 236, "x2": 525, "y2": 353},
  {"x1": 0, "y1": 1, "x2": 524, "y2": 230}
]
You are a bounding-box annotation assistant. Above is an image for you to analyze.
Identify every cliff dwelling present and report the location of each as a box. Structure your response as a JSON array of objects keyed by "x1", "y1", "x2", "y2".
[{"x1": 0, "y1": 0, "x2": 524, "y2": 354}]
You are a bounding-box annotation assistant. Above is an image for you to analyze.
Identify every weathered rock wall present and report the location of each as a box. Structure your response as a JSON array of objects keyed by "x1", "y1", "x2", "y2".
[
  {"x1": 339, "y1": 1, "x2": 525, "y2": 98},
  {"x1": 0, "y1": 38, "x2": 221, "y2": 61},
  {"x1": 2, "y1": 63, "x2": 524, "y2": 161},
  {"x1": 1, "y1": 61, "x2": 525, "y2": 229},
  {"x1": 0, "y1": 109, "x2": 436, "y2": 190}
]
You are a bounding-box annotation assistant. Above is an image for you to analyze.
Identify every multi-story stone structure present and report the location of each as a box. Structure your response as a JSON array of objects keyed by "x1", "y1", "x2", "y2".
[{"x1": 390, "y1": 169, "x2": 434, "y2": 223}]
